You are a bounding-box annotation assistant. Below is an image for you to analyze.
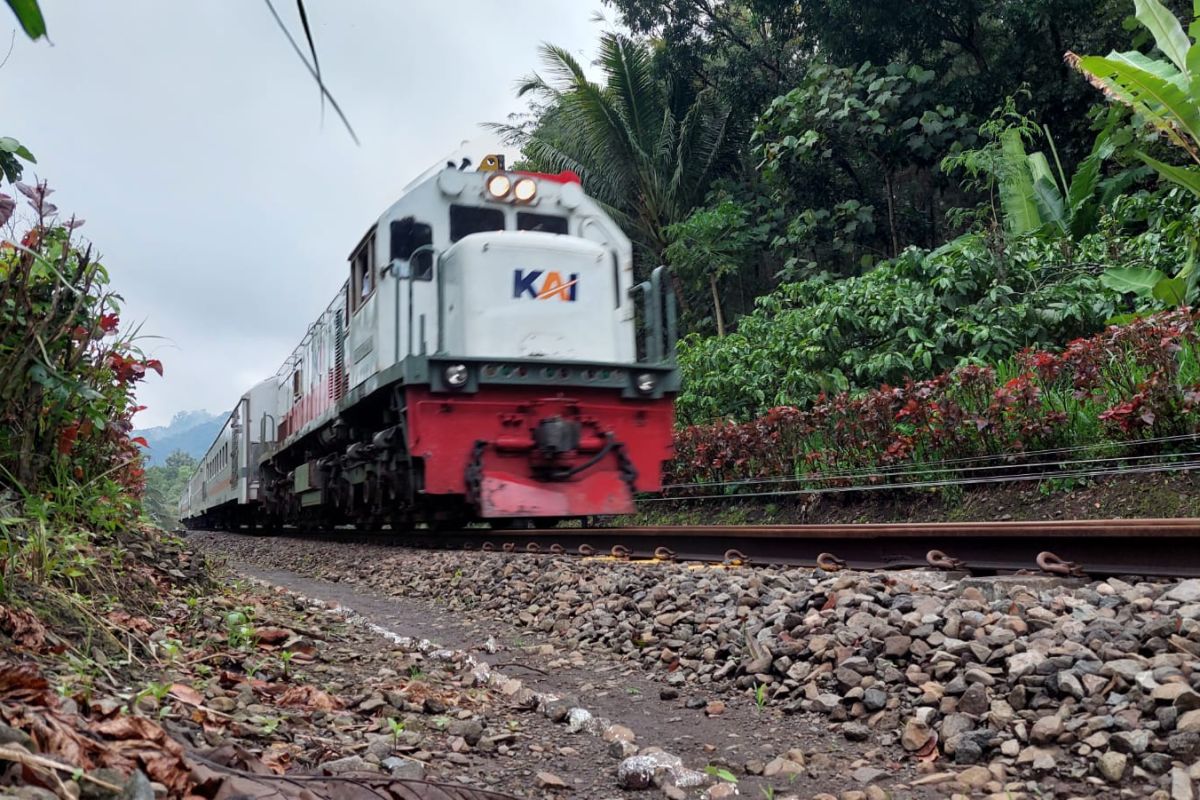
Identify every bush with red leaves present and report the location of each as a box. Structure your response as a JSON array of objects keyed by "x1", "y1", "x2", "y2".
[{"x1": 669, "y1": 309, "x2": 1200, "y2": 491}]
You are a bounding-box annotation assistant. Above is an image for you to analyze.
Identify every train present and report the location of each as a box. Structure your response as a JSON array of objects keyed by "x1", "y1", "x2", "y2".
[{"x1": 178, "y1": 155, "x2": 678, "y2": 532}]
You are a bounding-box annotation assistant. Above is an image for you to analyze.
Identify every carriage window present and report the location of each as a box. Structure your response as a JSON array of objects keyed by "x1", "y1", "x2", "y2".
[
  {"x1": 349, "y1": 232, "x2": 376, "y2": 311},
  {"x1": 292, "y1": 369, "x2": 302, "y2": 401},
  {"x1": 450, "y1": 205, "x2": 505, "y2": 242},
  {"x1": 517, "y1": 212, "x2": 568, "y2": 235}
]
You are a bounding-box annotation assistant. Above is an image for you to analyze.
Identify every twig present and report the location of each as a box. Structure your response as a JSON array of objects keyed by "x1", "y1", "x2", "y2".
[
  {"x1": 489, "y1": 662, "x2": 549, "y2": 675},
  {"x1": 0, "y1": 745, "x2": 124, "y2": 792}
]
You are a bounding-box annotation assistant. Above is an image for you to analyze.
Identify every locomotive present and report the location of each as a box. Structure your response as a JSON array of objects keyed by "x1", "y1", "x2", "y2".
[{"x1": 179, "y1": 155, "x2": 678, "y2": 531}]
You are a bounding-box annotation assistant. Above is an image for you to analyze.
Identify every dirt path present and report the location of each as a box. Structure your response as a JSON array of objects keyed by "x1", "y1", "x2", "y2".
[{"x1": 199, "y1": 535, "x2": 974, "y2": 800}]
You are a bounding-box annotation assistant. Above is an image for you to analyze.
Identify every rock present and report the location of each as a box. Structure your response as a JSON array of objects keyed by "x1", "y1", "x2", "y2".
[
  {"x1": 119, "y1": 771, "x2": 154, "y2": 800},
  {"x1": 1166, "y1": 580, "x2": 1200, "y2": 604},
  {"x1": 1171, "y1": 767, "x2": 1195, "y2": 800},
  {"x1": 956, "y1": 766, "x2": 991, "y2": 789},
  {"x1": 705, "y1": 784, "x2": 737, "y2": 800},
  {"x1": 422, "y1": 697, "x2": 447, "y2": 714},
  {"x1": 763, "y1": 757, "x2": 804, "y2": 778},
  {"x1": 850, "y1": 766, "x2": 887, "y2": 785},
  {"x1": 1030, "y1": 715, "x2": 1063, "y2": 745},
  {"x1": 602, "y1": 724, "x2": 637, "y2": 744},
  {"x1": 536, "y1": 772, "x2": 568, "y2": 790},
  {"x1": 902, "y1": 718, "x2": 933, "y2": 752},
  {"x1": 883, "y1": 635, "x2": 912, "y2": 657},
  {"x1": 1142, "y1": 752, "x2": 1173, "y2": 776},
  {"x1": 208, "y1": 696, "x2": 236, "y2": 712},
  {"x1": 1111, "y1": 729, "x2": 1151, "y2": 755},
  {"x1": 659, "y1": 688, "x2": 679, "y2": 701},
  {"x1": 1097, "y1": 751, "x2": 1127, "y2": 783},
  {"x1": 842, "y1": 722, "x2": 871, "y2": 742},
  {"x1": 618, "y1": 752, "x2": 686, "y2": 790},
  {"x1": 0, "y1": 722, "x2": 34, "y2": 751},
  {"x1": 863, "y1": 687, "x2": 887, "y2": 711},
  {"x1": 705, "y1": 700, "x2": 726, "y2": 717},
  {"x1": 662, "y1": 785, "x2": 687, "y2": 800},
  {"x1": 381, "y1": 757, "x2": 425, "y2": 779},
  {"x1": 1007, "y1": 651, "x2": 1045, "y2": 680},
  {"x1": 958, "y1": 683, "x2": 988, "y2": 716},
  {"x1": 321, "y1": 755, "x2": 376, "y2": 774},
  {"x1": 1179, "y1": 709, "x2": 1200, "y2": 733}
]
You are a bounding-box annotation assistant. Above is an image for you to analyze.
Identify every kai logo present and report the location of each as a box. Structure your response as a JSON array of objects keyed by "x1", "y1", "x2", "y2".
[{"x1": 513, "y1": 269, "x2": 578, "y2": 302}]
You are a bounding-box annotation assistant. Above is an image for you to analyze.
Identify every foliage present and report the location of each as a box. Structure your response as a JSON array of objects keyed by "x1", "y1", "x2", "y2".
[
  {"x1": 1071, "y1": 0, "x2": 1200, "y2": 307},
  {"x1": 4, "y1": 0, "x2": 47, "y2": 40},
  {"x1": 676, "y1": 188, "x2": 1200, "y2": 424},
  {"x1": 0, "y1": 178, "x2": 160, "y2": 599},
  {"x1": 143, "y1": 451, "x2": 196, "y2": 531},
  {"x1": 664, "y1": 199, "x2": 770, "y2": 335},
  {"x1": 753, "y1": 62, "x2": 975, "y2": 277},
  {"x1": 491, "y1": 33, "x2": 732, "y2": 279},
  {"x1": 669, "y1": 308, "x2": 1200, "y2": 490}
]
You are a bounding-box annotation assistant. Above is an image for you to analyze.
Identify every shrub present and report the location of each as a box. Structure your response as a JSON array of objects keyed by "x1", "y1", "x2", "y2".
[{"x1": 669, "y1": 309, "x2": 1200, "y2": 491}]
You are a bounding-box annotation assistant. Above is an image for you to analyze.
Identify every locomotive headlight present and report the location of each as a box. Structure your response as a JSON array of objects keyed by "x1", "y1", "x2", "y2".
[
  {"x1": 635, "y1": 372, "x2": 657, "y2": 394},
  {"x1": 486, "y1": 173, "x2": 512, "y2": 199},
  {"x1": 513, "y1": 177, "x2": 538, "y2": 202},
  {"x1": 444, "y1": 363, "x2": 469, "y2": 388}
]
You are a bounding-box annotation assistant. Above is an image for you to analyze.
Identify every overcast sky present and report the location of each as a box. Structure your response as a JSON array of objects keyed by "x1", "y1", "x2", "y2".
[{"x1": 3, "y1": 0, "x2": 607, "y2": 427}]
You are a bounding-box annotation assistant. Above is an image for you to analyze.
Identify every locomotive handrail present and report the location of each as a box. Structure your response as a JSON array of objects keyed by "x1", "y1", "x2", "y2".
[
  {"x1": 630, "y1": 265, "x2": 677, "y2": 366},
  {"x1": 394, "y1": 244, "x2": 441, "y2": 359}
]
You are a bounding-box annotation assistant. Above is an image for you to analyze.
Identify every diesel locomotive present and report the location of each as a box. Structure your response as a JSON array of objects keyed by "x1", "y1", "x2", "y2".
[{"x1": 179, "y1": 156, "x2": 677, "y2": 531}]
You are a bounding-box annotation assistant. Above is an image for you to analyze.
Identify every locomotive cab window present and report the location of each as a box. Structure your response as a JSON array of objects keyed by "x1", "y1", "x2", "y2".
[
  {"x1": 349, "y1": 232, "x2": 376, "y2": 311},
  {"x1": 450, "y1": 204, "x2": 505, "y2": 242},
  {"x1": 390, "y1": 217, "x2": 433, "y2": 281},
  {"x1": 517, "y1": 212, "x2": 568, "y2": 235}
]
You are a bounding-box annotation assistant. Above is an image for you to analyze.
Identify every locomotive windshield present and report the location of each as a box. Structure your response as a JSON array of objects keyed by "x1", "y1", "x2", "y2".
[
  {"x1": 449, "y1": 205, "x2": 505, "y2": 241},
  {"x1": 516, "y1": 212, "x2": 568, "y2": 234}
]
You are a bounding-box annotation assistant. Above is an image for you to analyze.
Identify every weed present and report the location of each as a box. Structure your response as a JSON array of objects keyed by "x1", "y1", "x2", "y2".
[
  {"x1": 754, "y1": 682, "x2": 766, "y2": 710},
  {"x1": 386, "y1": 717, "x2": 406, "y2": 747},
  {"x1": 278, "y1": 650, "x2": 295, "y2": 678},
  {"x1": 704, "y1": 765, "x2": 738, "y2": 783},
  {"x1": 408, "y1": 665, "x2": 425, "y2": 680}
]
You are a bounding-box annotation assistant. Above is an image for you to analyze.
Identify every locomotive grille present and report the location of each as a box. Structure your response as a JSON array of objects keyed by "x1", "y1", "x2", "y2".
[{"x1": 332, "y1": 311, "x2": 346, "y2": 402}]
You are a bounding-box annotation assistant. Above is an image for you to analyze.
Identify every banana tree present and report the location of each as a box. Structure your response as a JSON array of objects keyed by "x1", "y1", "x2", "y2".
[{"x1": 1070, "y1": 0, "x2": 1200, "y2": 307}]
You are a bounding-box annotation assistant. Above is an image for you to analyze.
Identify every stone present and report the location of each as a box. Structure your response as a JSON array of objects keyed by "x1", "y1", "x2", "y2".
[
  {"x1": 1097, "y1": 751, "x2": 1127, "y2": 783},
  {"x1": 659, "y1": 688, "x2": 679, "y2": 701},
  {"x1": 706, "y1": 784, "x2": 737, "y2": 800},
  {"x1": 1171, "y1": 767, "x2": 1196, "y2": 800},
  {"x1": 1111, "y1": 729, "x2": 1151, "y2": 755},
  {"x1": 618, "y1": 752, "x2": 688, "y2": 790},
  {"x1": 119, "y1": 771, "x2": 154, "y2": 800},
  {"x1": 1008, "y1": 651, "x2": 1045, "y2": 680},
  {"x1": 883, "y1": 635, "x2": 912, "y2": 657},
  {"x1": 1166, "y1": 580, "x2": 1200, "y2": 604},
  {"x1": 0, "y1": 722, "x2": 34, "y2": 751},
  {"x1": 320, "y1": 755, "x2": 376, "y2": 774},
  {"x1": 602, "y1": 724, "x2": 637, "y2": 744},
  {"x1": 1142, "y1": 752, "x2": 1174, "y2": 776},
  {"x1": 382, "y1": 757, "x2": 425, "y2": 779},
  {"x1": 863, "y1": 687, "x2": 888, "y2": 711},
  {"x1": 850, "y1": 766, "x2": 886, "y2": 785},
  {"x1": 902, "y1": 718, "x2": 933, "y2": 752},
  {"x1": 536, "y1": 772, "x2": 567, "y2": 790},
  {"x1": 1030, "y1": 715, "x2": 1063, "y2": 745},
  {"x1": 958, "y1": 683, "x2": 988, "y2": 716},
  {"x1": 705, "y1": 700, "x2": 726, "y2": 717},
  {"x1": 842, "y1": 722, "x2": 871, "y2": 742},
  {"x1": 957, "y1": 766, "x2": 991, "y2": 789},
  {"x1": 763, "y1": 757, "x2": 805, "y2": 778},
  {"x1": 1180, "y1": 709, "x2": 1200, "y2": 733},
  {"x1": 662, "y1": 785, "x2": 687, "y2": 800}
]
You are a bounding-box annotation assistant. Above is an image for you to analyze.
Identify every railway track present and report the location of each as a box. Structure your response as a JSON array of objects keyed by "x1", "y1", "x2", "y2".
[{"x1": 240, "y1": 517, "x2": 1200, "y2": 579}]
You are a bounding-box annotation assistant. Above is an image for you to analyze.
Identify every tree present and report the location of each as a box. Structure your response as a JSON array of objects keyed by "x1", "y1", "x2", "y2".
[
  {"x1": 143, "y1": 451, "x2": 196, "y2": 530},
  {"x1": 1072, "y1": 0, "x2": 1200, "y2": 307},
  {"x1": 493, "y1": 33, "x2": 732, "y2": 283}
]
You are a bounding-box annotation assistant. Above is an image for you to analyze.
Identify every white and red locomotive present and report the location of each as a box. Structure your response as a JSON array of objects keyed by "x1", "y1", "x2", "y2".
[{"x1": 179, "y1": 156, "x2": 677, "y2": 530}]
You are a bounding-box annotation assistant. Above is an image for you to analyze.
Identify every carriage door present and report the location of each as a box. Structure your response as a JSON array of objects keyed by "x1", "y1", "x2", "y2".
[{"x1": 347, "y1": 230, "x2": 378, "y2": 388}]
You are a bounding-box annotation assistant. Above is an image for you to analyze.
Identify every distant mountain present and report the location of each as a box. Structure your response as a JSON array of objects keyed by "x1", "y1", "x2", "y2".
[{"x1": 134, "y1": 409, "x2": 224, "y2": 466}]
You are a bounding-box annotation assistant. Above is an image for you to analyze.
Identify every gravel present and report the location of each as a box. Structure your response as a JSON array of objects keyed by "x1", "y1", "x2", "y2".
[{"x1": 192, "y1": 531, "x2": 1200, "y2": 798}]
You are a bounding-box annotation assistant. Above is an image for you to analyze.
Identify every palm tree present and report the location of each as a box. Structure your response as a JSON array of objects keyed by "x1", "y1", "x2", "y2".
[{"x1": 493, "y1": 34, "x2": 731, "y2": 289}]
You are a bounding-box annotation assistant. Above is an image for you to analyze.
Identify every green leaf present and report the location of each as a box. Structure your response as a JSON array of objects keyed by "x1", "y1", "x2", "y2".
[
  {"x1": 1134, "y1": 0, "x2": 1192, "y2": 76},
  {"x1": 1076, "y1": 54, "x2": 1200, "y2": 145},
  {"x1": 1153, "y1": 275, "x2": 1188, "y2": 305},
  {"x1": 998, "y1": 129, "x2": 1042, "y2": 235},
  {"x1": 1136, "y1": 151, "x2": 1200, "y2": 197},
  {"x1": 1100, "y1": 266, "x2": 1168, "y2": 296},
  {"x1": 5, "y1": 0, "x2": 46, "y2": 40}
]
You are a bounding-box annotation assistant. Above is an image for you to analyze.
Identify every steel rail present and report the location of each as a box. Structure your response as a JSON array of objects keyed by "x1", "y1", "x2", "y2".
[{"x1": 266, "y1": 517, "x2": 1200, "y2": 579}]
